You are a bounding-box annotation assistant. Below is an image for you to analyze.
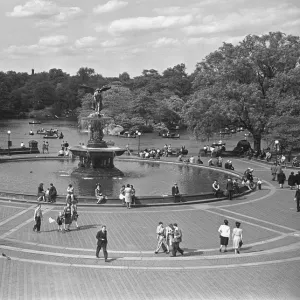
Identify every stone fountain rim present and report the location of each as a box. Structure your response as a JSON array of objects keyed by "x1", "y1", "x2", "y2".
[{"x1": 0, "y1": 155, "x2": 254, "y2": 206}]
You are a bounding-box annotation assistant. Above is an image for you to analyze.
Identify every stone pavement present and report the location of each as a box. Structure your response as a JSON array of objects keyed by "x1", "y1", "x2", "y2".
[{"x1": 0, "y1": 157, "x2": 300, "y2": 300}]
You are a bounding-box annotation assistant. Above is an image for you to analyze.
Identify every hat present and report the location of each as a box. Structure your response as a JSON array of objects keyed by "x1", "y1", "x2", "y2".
[{"x1": 174, "y1": 183, "x2": 177, "y2": 185}]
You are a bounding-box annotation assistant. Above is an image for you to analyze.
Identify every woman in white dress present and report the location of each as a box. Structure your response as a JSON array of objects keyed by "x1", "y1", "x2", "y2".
[
  {"x1": 124, "y1": 184, "x2": 132, "y2": 209},
  {"x1": 232, "y1": 222, "x2": 243, "y2": 254}
]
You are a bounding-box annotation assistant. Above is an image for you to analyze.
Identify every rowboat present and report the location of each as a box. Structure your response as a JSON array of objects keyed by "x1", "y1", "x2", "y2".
[
  {"x1": 43, "y1": 134, "x2": 58, "y2": 139},
  {"x1": 29, "y1": 120, "x2": 41, "y2": 124}
]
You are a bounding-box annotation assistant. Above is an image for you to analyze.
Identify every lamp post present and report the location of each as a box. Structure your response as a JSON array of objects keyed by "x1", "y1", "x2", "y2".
[
  {"x1": 275, "y1": 140, "x2": 279, "y2": 165},
  {"x1": 136, "y1": 131, "x2": 141, "y2": 154},
  {"x1": 7, "y1": 130, "x2": 11, "y2": 156}
]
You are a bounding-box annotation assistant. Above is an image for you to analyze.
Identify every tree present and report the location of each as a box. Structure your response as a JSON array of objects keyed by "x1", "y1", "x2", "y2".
[
  {"x1": 76, "y1": 67, "x2": 95, "y2": 83},
  {"x1": 131, "y1": 92, "x2": 157, "y2": 125},
  {"x1": 162, "y1": 63, "x2": 192, "y2": 97},
  {"x1": 119, "y1": 72, "x2": 130, "y2": 82},
  {"x1": 266, "y1": 116, "x2": 300, "y2": 160},
  {"x1": 102, "y1": 85, "x2": 133, "y2": 118},
  {"x1": 34, "y1": 81, "x2": 56, "y2": 107},
  {"x1": 186, "y1": 32, "x2": 300, "y2": 150}
]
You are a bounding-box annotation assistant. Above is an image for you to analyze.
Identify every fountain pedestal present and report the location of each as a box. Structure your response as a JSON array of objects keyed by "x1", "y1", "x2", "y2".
[{"x1": 69, "y1": 115, "x2": 126, "y2": 177}]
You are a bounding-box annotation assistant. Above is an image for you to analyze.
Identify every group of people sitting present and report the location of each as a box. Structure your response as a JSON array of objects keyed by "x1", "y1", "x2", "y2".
[
  {"x1": 58, "y1": 141, "x2": 70, "y2": 157},
  {"x1": 119, "y1": 184, "x2": 137, "y2": 209},
  {"x1": 138, "y1": 145, "x2": 188, "y2": 159},
  {"x1": 37, "y1": 183, "x2": 57, "y2": 203},
  {"x1": 178, "y1": 155, "x2": 203, "y2": 164},
  {"x1": 208, "y1": 156, "x2": 235, "y2": 170}
]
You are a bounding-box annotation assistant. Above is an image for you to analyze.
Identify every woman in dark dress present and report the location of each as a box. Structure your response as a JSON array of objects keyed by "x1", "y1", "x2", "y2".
[
  {"x1": 37, "y1": 183, "x2": 45, "y2": 202},
  {"x1": 288, "y1": 172, "x2": 296, "y2": 189},
  {"x1": 63, "y1": 203, "x2": 72, "y2": 231}
]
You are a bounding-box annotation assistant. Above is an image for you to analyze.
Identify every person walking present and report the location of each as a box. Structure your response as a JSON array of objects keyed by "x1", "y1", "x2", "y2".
[
  {"x1": 277, "y1": 170, "x2": 286, "y2": 188},
  {"x1": 171, "y1": 223, "x2": 184, "y2": 257},
  {"x1": 96, "y1": 225, "x2": 108, "y2": 262},
  {"x1": 271, "y1": 163, "x2": 277, "y2": 181},
  {"x1": 294, "y1": 187, "x2": 300, "y2": 212},
  {"x1": 288, "y1": 172, "x2": 296, "y2": 190},
  {"x1": 154, "y1": 222, "x2": 168, "y2": 254},
  {"x1": 276, "y1": 164, "x2": 283, "y2": 181},
  {"x1": 232, "y1": 222, "x2": 243, "y2": 254},
  {"x1": 49, "y1": 183, "x2": 57, "y2": 203},
  {"x1": 124, "y1": 184, "x2": 132, "y2": 209},
  {"x1": 33, "y1": 204, "x2": 43, "y2": 233},
  {"x1": 165, "y1": 224, "x2": 174, "y2": 254},
  {"x1": 294, "y1": 171, "x2": 300, "y2": 189},
  {"x1": 226, "y1": 178, "x2": 234, "y2": 200},
  {"x1": 218, "y1": 220, "x2": 230, "y2": 253}
]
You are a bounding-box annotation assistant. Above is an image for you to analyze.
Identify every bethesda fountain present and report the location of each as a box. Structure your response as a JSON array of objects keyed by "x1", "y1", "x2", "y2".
[{"x1": 69, "y1": 85, "x2": 126, "y2": 177}]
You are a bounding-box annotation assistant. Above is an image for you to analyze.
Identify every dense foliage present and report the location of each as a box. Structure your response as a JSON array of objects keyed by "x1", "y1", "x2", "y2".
[
  {"x1": 1, "y1": 32, "x2": 300, "y2": 150},
  {"x1": 184, "y1": 32, "x2": 300, "y2": 151}
]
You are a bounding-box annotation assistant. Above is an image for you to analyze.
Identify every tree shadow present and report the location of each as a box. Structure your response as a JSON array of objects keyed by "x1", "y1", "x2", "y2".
[
  {"x1": 43, "y1": 224, "x2": 99, "y2": 233},
  {"x1": 74, "y1": 224, "x2": 98, "y2": 231}
]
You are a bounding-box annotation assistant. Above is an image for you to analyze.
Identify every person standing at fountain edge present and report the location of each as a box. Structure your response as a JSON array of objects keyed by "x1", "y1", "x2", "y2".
[
  {"x1": 66, "y1": 184, "x2": 74, "y2": 203},
  {"x1": 96, "y1": 225, "x2": 108, "y2": 262},
  {"x1": 226, "y1": 178, "x2": 234, "y2": 200},
  {"x1": 33, "y1": 204, "x2": 43, "y2": 233},
  {"x1": 172, "y1": 183, "x2": 182, "y2": 202},
  {"x1": 218, "y1": 220, "x2": 230, "y2": 253},
  {"x1": 124, "y1": 184, "x2": 132, "y2": 209}
]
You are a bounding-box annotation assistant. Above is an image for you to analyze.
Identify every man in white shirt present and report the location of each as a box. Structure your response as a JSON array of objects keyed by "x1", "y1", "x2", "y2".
[
  {"x1": 20, "y1": 142, "x2": 25, "y2": 148},
  {"x1": 154, "y1": 222, "x2": 168, "y2": 254},
  {"x1": 218, "y1": 219, "x2": 230, "y2": 253}
]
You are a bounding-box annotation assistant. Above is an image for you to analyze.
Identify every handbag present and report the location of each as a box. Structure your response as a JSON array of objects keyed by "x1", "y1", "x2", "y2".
[
  {"x1": 224, "y1": 190, "x2": 229, "y2": 197},
  {"x1": 239, "y1": 240, "x2": 243, "y2": 247}
]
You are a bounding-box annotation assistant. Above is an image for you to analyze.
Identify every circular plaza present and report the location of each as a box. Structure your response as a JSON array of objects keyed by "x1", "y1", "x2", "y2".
[{"x1": 0, "y1": 156, "x2": 299, "y2": 300}]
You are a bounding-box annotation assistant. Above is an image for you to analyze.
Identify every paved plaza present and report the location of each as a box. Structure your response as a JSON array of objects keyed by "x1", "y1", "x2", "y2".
[{"x1": 1, "y1": 157, "x2": 300, "y2": 300}]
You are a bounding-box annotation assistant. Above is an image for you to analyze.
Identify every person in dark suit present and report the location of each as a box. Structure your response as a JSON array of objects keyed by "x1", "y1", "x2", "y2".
[
  {"x1": 96, "y1": 225, "x2": 108, "y2": 262},
  {"x1": 294, "y1": 187, "x2": 300, "y2": 212},
  {"x1": 226, "y1": 178, "x2": 234, "y2": 200},
  {"x1": 171, "y1": 183, "x2": 182, "y2": 202},
  {"x1": 295, "y1": 171, "x2": 300, "y2": 189},
  {"x1": 171, "y1": 223, "x2": 184, "y2": 257}
]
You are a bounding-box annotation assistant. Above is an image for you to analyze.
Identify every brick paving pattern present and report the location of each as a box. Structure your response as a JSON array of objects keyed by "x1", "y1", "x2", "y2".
[{"x1": 0, "y1": 157, "x2": 300, "y2": 299}]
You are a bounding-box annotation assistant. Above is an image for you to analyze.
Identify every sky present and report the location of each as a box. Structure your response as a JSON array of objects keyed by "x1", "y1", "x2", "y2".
[{"x1": 1, "y1": 0, "x2": 300, "y2": 77}]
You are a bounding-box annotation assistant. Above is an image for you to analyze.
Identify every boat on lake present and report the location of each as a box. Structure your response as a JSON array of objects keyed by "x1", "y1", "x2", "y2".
[
  {"x1": 29, "y1": 120, "x2": 41, "y2": 124},
  {"x1": 43, "y1": 134, "x2": 58, "y2": 139},
  {"x1": 118, "y1": 131, "x2": 137, "y2": 138},
  {"x1": 37, "y1": 129, "x2": 58, "y2": 135},
  {"x1": 162, "y1": 132, "x2": 180, "y2": 139}
]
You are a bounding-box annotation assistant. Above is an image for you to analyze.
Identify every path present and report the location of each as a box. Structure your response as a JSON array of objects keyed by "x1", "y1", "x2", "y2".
[{"x1": 0, "y1": 157, "x2": 300, "y2": 300}]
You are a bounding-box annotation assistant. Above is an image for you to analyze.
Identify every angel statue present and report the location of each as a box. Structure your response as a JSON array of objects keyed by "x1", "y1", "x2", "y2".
[{"x1": 79, "y1": 84, "x2": 111, "y2": 115}]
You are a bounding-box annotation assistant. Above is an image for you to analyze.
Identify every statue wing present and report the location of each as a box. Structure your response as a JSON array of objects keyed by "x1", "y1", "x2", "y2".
[
  {"x1": 79, "y1": 85, "x2": 95, "y2": 94},
  {"x1": 99, "y1": 85, "x2": 111, "y2": 93}
]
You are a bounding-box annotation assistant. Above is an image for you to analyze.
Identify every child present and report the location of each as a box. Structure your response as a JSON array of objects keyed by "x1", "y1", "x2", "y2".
[
  {"x1": 56, "y1": 212, "x2": 63, "y2": 232},
  {"x1": 257, "y1": 178, "x2": 262, "y2": 190}
]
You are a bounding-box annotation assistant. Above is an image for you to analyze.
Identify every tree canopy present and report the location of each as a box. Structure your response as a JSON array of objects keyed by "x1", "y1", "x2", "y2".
[{"x1": 184, "y1": 32, "x2": 300, "y2": 150}]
